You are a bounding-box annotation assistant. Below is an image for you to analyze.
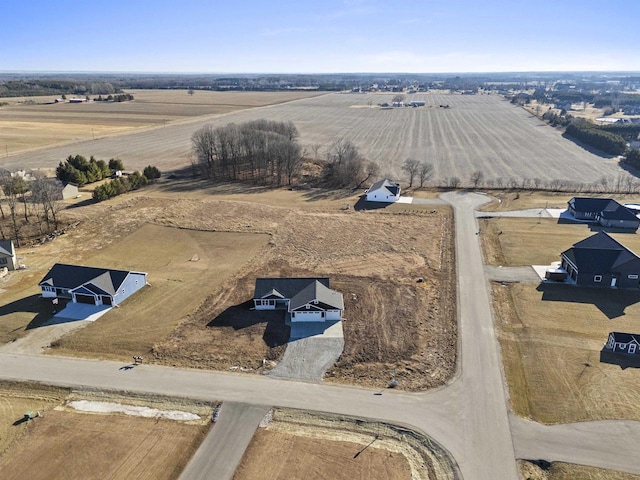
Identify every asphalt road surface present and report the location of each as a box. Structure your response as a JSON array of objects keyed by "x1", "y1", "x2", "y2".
[
  {"x1": 2, "y1": 192, "x2": 640, "y2": 478},
  {"x1": 179, "y1": 402, "x2": 270, "y2": 480}
]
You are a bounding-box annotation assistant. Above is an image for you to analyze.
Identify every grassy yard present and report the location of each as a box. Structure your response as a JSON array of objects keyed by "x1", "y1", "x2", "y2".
[{"x1": 520, "y1": 460, "x2": 640, "y2": 480}]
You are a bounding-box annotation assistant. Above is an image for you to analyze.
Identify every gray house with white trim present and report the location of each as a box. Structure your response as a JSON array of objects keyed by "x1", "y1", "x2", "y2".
[
  {"x1": 0, "y1": 240, "x2": 17, "y2": 271},
  {"x1": 253, "y1": 277, "x2": 344, "y2": 322},
  {"x1": 567, "y1": 197, "x2": 639, "y2": 230},
  {"x1": 39, "y1": 263, "x2": 147, "y2": 306}
]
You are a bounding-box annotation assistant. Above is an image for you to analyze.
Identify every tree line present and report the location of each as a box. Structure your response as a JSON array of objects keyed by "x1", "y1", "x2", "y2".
[
  {"x1": 56, "y1": 155, "x2": 124, "y2": 186},
  {"x1": 565, "y1": 120, "x2": 628, "y2": 156},
  {"x1": 191, "y1": 120, "x2": 303, "y2": 186}
]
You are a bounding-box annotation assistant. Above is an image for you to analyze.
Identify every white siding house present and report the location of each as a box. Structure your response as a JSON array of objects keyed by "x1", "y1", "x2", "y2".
[
  {"x1": 0, "y1": 240, "x2": 18, "y2": 271},
  {"x1": 253, "y1": 278, "x2": 344, "y2": 323},
  {"x1": 366, "y1": 179, "x2": 401, "y2": 203}
]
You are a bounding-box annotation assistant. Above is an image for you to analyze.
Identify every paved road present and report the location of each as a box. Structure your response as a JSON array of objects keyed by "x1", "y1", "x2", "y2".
[
  {"x1": 179, "y1": 402, "x2": 270, "y2": 480},
  {"x1": 2, "y1": 191, "x2": 640, "y2": 478}
]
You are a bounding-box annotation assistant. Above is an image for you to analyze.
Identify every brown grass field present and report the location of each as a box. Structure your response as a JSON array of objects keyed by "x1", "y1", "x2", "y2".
[
  {"x1": 520, "y1": 460, "x2": 640, "y2": 480},
  {"x1": 480, "y1": 216, "x2": 640, "y2": 266},
  {"x1": 2, "y1": 92, "x2": 630, "y2": 185},
  {"x1": 482, "y1": 216, "x2": 640, "y2": 423},
  {"x1": 2, "y1": 181, "x2": 456, "y2": 390},
  {"x1": 233, "y1": 408, "x2": 458, "y2": 480},
  {"x1": 0, "y1": 381, "x2": 212, "y2": 480},
  {"x1": 0, "y1": 89, "x2": 324, "y2": 156}
]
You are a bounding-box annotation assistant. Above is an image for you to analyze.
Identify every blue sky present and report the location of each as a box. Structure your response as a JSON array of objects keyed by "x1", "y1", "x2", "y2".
[{"x1": 1, "y1": 0, "x2": 638, "y2": 73}]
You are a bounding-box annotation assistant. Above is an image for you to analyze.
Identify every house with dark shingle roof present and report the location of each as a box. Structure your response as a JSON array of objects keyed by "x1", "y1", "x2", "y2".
[
  {"x1": 253, "y1": 277, "x2": 344, "y2": 322},
  {"x1": 365, "y1": 178, "x2": 401, "y2": 203},
  {"x1": 560, "y1": 232, "x2": 640, "y2": 288},
  {"x1": 0, "y1": 240, "x2": 17, "y2": 271},
  {"x1": 567, "y1": 197, "x2": 639, "y2": 230},
  {"x1": 604, "y1": 332, "x2": 640, "y2": 356},
  {"x1": 39, "y1": 263, "x2": 147, "y2": 306}
]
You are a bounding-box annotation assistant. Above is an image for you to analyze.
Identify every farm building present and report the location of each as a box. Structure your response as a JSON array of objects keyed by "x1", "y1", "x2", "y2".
[
  {"x1": 567, "y1": 197, "x2": 639, "y2": 230},
  {"x1": 409, "y1": 100, "x2": 426, "y2": 107},
  {"x1": 604, "y1": 332, "x2": 640, "y2": 356},
  {"x1": 560, "y1": 232, "x2": 640, "y2": 288},
  {"x1": 365, "y1": 178, "x2": 401, "y2": 203},
  {"x1": 39, "y1": 263, "x2": 148, "y2": 306},
  {"x1": 253, "y1": 277, "x2": 344, "y2": 322},
  {"x1": 61, "y1": 183, "x2": 79, "y2": 200},
  {"x1": 0, "y1": 240, "x2": 18, "y2": 271}
]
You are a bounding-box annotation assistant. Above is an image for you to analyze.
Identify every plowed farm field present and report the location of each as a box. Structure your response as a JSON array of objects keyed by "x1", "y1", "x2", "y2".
[{"x1": 2, "y1": 92, "x2": 626, "y2": 185}]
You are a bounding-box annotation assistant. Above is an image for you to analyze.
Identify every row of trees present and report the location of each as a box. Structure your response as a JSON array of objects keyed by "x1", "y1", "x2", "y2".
[
  {"x1": 92, "y1": 172, "x2": 149, "y2": 202},
  {"x1": 192, "y1": 120, "x2": 303, "y2": 186},
  {"x1": 565, "y1": 120, "x2": 628, "y2": 156},
  {"x1": 324, "y1": 139, "x2": 379, "y2": 188},
  {"x1": 0, "y1": 174, "x2": 64, "y2": 246},
  {"x1": 56, "y1": 155, "x2": 125, "y2": 186},
  {"x1": 400, "y1": 158, "x2": 434, "y2": 188}
]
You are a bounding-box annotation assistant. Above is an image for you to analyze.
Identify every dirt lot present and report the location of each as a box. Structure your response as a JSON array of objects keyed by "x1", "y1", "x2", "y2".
[
  {"x1": 0, "y1": 89, "x2": 323, "y2": 156},
  {"x1": 3, "y1": 183, "x2": 455, "y2": 390},
  {"x1": 520, "y1": 460, "x2": 640, "y2": 480},
  {"x1": 3, "y1": 92, "x2": 629, "y2": 184},
  {"x1": 233, "y1": 408, "x2": 459, "y2": 480},
  {"x1": 0, "y1": 381, "x2": 214, "y2": 480}
]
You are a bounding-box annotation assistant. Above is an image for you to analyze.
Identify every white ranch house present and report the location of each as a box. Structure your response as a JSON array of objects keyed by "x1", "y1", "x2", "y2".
[
  {"x1": 253, "y1": 278, "x2": 344, "y2": 322},
  {"x1": 365, "y1": 178, "x2": 401, "y2": 203}
]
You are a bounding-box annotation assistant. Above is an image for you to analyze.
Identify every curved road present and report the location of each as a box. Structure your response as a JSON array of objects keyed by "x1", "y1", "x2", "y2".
[{"x1": 1, "y1": 192, "x2": 639, "y2": 478}]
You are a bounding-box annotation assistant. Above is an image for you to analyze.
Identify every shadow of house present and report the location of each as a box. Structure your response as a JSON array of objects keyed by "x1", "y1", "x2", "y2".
[
  {"x1": 207, "y1": 300, "x2": 290, "y2": 348},
  {"x1": 354, "y1": 196, "x2": 394, "y2": 211},
  {"x1": 0, "y1": 294, "x2": 67, "y2": 332},
  {"x1": 588, "y1": 224, "x2": 638, "y2": 234},
  {"x1": 600, "y1": 349, "x2": 640, "y2": 369},
  {"x1": 536, "y1": 283, "x2": 640, "y2": 319}
]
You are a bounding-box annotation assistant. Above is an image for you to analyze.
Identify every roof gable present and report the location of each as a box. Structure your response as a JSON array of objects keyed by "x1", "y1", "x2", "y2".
[
  {"x1": 254, "y1": 278, "x2": 330, "y2": 300},
  {"x1": 598, "y1": 205, "x2": 640, "y2": 222},
  {"x1": 369, "y1": 178, "x2": 400, "y2": 196},
  {"x1": 610, "y1": 332, "x2": 640, "y2": 344},
  {"x1": 38, "y1": 264, "x2": 135, "y2": 293},
  {"x1": 562, "y1": 232, "x2": 640, "y2": 272},
  {"x1": 0, "y1": 240, "x2": 14, "y2": 257},
  {"x1": 289, "y1": 280, "x2": 344, "y2": 310},
  {"x1": 568, "y1": 197, "x2": 618, "y2": 212}
]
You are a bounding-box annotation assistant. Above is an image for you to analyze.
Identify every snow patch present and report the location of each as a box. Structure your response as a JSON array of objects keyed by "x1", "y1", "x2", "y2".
[{"x1": 68, "y1": 400, "x2": 200, "y2": 421}]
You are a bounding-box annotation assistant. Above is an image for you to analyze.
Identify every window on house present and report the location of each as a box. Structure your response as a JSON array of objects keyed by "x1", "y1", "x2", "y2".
[
  {"x1": 594, "y1": 275, "x2": 602, "y2": 282},
  {"x1": 0, "y1": 258, "x2": 7, "y2": 264},
  {"x1": 629, "y1": 274, "x2": 639, "y2": 279}
]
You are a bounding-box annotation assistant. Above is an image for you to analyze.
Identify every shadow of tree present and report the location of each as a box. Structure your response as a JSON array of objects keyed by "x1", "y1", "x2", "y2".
[
  {"x1": 207, "y1": 300, "x2": 290, "y2": 348},
  {"x1": 536, "y1": 283, "x2": 640, "y2": 319}
]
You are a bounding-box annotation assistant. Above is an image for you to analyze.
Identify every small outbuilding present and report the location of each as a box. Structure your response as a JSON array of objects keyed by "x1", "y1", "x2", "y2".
[
  {"x1": 39, "y1": 263, "x2": 148, "y2": 306},
  {"x1": 0, "y1": 240, "x2": 18, "y2": 271},
  {"x1": 61, "y1": 183, "x2": 79, "y2": 200},
  {"x1": 595, "y1": 204, "x2": 640, "y2": 230},
  {"x1": 253, "y1": 277, "x2": 344, "y2": 322},
  {"x1": 365, "y1": 179, "x2": 401, "y2": 203}
]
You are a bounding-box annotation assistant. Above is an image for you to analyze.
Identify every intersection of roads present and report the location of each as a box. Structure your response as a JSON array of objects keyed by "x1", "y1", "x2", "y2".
[{"x1": 1, "y1": 192, "x2": 639, "y2": 479}]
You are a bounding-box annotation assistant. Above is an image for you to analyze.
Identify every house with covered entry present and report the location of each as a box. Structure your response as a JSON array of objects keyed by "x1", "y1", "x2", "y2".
[
  {"x1": 39, "y1": 263, "x2": 147, "y2": 306},
  {"x1": 253, "y1": 277, "x2": 344, "y2": 322},
  {"x1": 560, "y1": 232, "x2": 640, "y2": 288},
  {"x1": 365, "y1": 179, "x2": 401, "y2": 203}
]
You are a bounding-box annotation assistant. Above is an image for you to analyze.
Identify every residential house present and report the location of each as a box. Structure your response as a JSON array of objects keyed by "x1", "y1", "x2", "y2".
[
  {"x1": 365, "y1": 179, "x2": 401, "y2": 203},
  {"x1": 604, "y1": 332, "x2": 640, "y2": 357},
  {"x1": 567, "y1": 197, "x2": 639, "y2": 230},
  {"x1": 253, "y1": 277, "x2": 344, "y2": 322},
  {"x1": 39, "y1": 263, "x2": 147, "y2": 306},
  {"x1": 560, "y1": 232, "x2": 640, "y2": 288},
  {"x1": 0, "y1": 240, "x2": 18, "y2": 271},
  {"x1": 61, "y1": 183, "x2": 79, "y2": 200},
  {"x1": 595, "y1": 204, "x2": 640, "y2": 230}
]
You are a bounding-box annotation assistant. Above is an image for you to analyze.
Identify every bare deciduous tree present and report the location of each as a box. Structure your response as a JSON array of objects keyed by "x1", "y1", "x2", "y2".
[
  {"x1": 401, "y1": 158, "x2": 420, "y2": 187},
  {"x1": 470, "y1": 170, "x2": 484, "y2": 188},
  {"x1": 418, "y1": 162, "x2": 434, "y2": 188}
]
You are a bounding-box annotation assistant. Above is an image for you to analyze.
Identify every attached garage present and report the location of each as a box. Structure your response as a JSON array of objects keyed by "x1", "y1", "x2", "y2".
[
  {"x1": 75, "y1": 294, "x2": 96, "y2": 305},
  {"x1": 291, "y1": 310, "x2": 323, "y2": 322}
]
